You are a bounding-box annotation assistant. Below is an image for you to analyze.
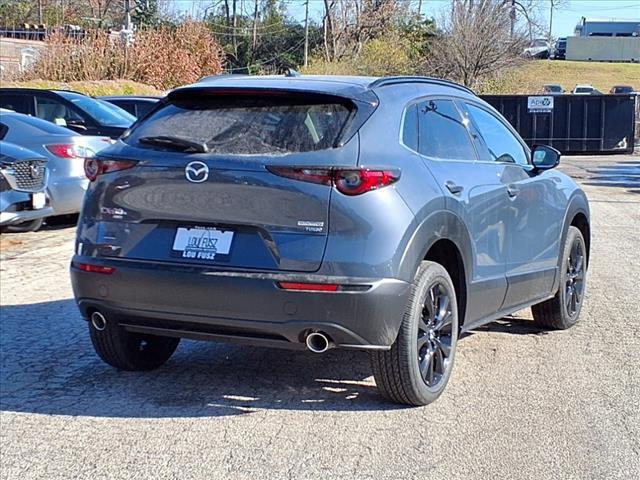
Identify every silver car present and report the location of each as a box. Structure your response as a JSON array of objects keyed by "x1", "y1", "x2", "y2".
[
  {"x1": 0, "y1": 110, "x2": 113, "y2": 217},
  {"x1": 1, "y1": 141, "x2": 52, "y2": 232}
]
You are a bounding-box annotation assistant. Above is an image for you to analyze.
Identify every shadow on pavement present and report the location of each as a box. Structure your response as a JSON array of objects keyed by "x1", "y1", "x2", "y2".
[
  {"x1": 470, "y1": 316, "x2": 548, "y2": 336},
  {"x1": 584, "y1": 161, "x2": 640, "y2": 191},
  {"x1": 0, "y1": 299, "x2": 402, "y2": 418}
]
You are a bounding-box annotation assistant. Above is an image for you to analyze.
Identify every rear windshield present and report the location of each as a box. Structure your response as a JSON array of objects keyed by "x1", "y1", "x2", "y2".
[{"x1": 125, "y1": 94, "x2": 354, "y2": 155}]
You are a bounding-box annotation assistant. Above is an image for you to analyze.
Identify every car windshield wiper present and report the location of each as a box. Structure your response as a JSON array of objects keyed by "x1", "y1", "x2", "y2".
[{"x1": 138, "y1": 135, "x2": 208, "y2": 153}]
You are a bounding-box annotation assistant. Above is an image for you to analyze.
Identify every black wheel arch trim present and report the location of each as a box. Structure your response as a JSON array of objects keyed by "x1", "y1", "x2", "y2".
[{"x1": 552, "y1": 191, "x2": 591, "y2": 294}]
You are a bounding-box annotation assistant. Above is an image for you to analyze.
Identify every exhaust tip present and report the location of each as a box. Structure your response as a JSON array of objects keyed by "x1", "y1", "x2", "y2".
[
  {"x1": 90, "y1": 311, "x2": 107, "y2": 331},
  {"x1": 305, "y1": 332, "x2": 332, "y2": 354}
]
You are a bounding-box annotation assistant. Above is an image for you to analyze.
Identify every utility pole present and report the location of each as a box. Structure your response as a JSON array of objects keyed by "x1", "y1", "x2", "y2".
[
  {"x1": 548, "y1": 0, "x2": 555, "y2": 61},
  {"x1": 304, "y1": 0, "x2": 309, "y2": 67},
  {"x1": 37, "y1": 0, "x2": 43, "y2": 24},
  {"x1": 124, "y1": 0, "x2": 132, "y2": 31},
  {"x1": 510, "y1": 0, "x2": 516, "y2": 38}
]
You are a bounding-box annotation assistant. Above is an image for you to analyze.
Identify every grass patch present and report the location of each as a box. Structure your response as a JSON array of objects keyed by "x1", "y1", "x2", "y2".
[
  {"x1": 480, "y1": 60, "x2": 640, "y2": 94},
  {"x1": 1, "y1": 79, "x2": 162, "y2": 96}
]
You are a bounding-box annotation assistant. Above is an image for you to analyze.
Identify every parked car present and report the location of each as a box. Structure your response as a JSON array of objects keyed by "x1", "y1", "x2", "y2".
[
  {"x1": 572, "y1": 84, "x2": 601, "y2": 95},
  {"x1": 0, "y1": 141, "x2": 52, "y2": 232},
  {"x1": 553, "y1": 37, "x2": 566, "y2": 60},
  {"x1": 0, "y1": 88, "x2": 135, "y2": 138},
  {"x1": 523, "y1": 38, "x2": 550, "y2": 59},
  {"x1": 98, "y1": 96, "x2": 160, "y2": 118},
  {"x1": 609, "y1": 85, "x2": 636, "y2": 95},
  {"x1": 71, "y1": 75, "x2": 590, "y2": 406},
  {"x1": 0, "y1": 110, "x2": 113, "y2": 217},
  {"x1": 543, "y1": 83, "x2": 564, "y2": 94}
]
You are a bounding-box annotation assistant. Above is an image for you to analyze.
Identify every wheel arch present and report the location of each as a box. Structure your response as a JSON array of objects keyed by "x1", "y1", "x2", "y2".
[
  {"x1": 553, "y1": 191, "x2": 591, "y2": 293},
  {"x1": 398, "y1": 210, "x2": 473, "y2": 327}
]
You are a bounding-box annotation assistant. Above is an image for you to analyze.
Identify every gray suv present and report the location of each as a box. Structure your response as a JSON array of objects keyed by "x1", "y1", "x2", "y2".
[{"x1": 71, "y1": 75, "x2": 590, "y2": 406}]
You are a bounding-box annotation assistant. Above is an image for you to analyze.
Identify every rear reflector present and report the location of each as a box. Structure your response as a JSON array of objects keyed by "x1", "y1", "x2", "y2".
[
  {"x1": 278, "y1": 282, "x2": 339, "y2": 292},
  {"x1": 78, "y1": 263, "x2": 115, "y2": 275}
]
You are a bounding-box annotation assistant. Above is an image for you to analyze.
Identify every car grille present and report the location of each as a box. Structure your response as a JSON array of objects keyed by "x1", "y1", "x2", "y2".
[{"x1": 10, "y1": 160, "x2": 47, "y2": 191}]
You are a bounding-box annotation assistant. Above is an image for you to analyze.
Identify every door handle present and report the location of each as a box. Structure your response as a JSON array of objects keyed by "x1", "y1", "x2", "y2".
[
  {"x1": 445, "y1": 181, "x2": 464, "y2": 195},
  {"x1": 506, "y1": 185, "x2": 520, "y2": 197}
]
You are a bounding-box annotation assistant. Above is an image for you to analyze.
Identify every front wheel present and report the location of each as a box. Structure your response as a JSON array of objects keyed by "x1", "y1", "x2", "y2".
[
  {"x1": 371, "y1": 261, "x2": 458, "y2": 406},
  {"x1": 1, "y1": 218, "x2": 44, "y2": 233},
  {"x1": 532, "y1": 226, "x2": 587, "y2": 329}
]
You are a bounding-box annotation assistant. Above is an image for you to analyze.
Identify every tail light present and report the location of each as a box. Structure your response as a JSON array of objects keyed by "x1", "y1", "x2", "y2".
[
  {"x1": 266, "y1": 166, "x2": 400, "y2": 196},
  {"x1": 85, "y1": 158, "x2": 137, "y2": 181},
  {"x1": 45, "y1": 144, "x2": 76, "y2": 158}
]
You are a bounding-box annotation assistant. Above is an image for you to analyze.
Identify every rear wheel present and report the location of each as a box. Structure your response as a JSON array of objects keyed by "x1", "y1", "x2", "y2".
[
  {"x1": 89, "y1": 315, "x2": 180, "y2": 371},
  {"x1": 371, "y1": 261, "x2": 458, "y2": 406},
  {"x1": 532, "y1": 226, "x2": 587, "y2": 329}
]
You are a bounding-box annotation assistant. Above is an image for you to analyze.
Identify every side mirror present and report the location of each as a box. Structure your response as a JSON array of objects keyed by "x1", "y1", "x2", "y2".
[{"x1": 532, "y1": 145, "x2": 560, "y2": 171}]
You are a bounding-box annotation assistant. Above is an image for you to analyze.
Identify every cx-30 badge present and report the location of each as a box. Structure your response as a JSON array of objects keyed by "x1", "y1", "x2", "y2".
[{"x1": 185, "y1": 161, "x2": 209, "y2": 183}]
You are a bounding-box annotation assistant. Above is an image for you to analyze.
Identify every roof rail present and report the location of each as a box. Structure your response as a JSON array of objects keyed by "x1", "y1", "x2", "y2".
[{"x1": 368, "y1": 76, "x2": 474, "y2": 95}]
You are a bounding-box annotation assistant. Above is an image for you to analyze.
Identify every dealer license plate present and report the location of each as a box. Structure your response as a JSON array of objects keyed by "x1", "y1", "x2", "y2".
[{"x1": 172, "y1": 227, "x2": 234, "y2": 260}]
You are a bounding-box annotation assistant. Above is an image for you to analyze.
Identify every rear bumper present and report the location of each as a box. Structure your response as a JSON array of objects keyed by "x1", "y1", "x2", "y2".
[
  {"x1": 70, "y1": 256, "x2": 411, "y2": 350},
  {"x1": 48, "y1": 176, "x2": 87, "y2": 216}
]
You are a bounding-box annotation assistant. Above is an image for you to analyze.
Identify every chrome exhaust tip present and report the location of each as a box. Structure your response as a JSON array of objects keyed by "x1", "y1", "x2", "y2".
[
  {"x1": 305, "y1": 332, "x2": 332, "y2": 354},
  {"x1": 90, "y1": 311, "x2": 107, "y2": 331}
]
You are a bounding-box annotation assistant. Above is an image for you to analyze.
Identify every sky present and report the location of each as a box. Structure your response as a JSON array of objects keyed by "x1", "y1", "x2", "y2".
[{"x1": 177, "y1": 0, "x2": 640, "y2": 38}]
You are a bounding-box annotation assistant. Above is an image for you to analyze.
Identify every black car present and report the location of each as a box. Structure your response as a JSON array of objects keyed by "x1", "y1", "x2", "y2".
[
  {"x1": 609, "y1": 85, "x2": 635, "y2": 95},
  {"x1": 98, "y1": 95, "x2": 160, "y2": 118},
  {"x1": 0, "y1": 88, "x2": 135, "y2": 139},
  {"x1": 553, "y1": 37, "x2": 567, "y2": 60}
]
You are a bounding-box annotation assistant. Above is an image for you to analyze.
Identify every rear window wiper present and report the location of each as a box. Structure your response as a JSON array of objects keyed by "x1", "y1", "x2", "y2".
[{"x1": 138, "y1": 135, "x2": 209, "y2": 153}]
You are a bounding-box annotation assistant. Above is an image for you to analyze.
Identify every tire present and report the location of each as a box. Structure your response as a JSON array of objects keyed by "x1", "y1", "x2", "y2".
[
  {"x1": 532, "y1": 226, "x2": 587, "y2": 330},
  {"x1": 89, "y1": 314, "x2": 180, "y2": 371},
  {"x1": 1, "y1": 218, "x2": 44, "y2": 233},
  {"x1": 371, "y1": 261, "x2": 459, "y2": 406}
]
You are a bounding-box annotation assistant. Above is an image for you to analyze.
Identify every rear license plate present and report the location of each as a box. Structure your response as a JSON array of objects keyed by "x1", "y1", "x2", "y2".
[
  {"x1": 172, "y1": 227, "x2": 234, "y2": 260},
  {"x1": 32, "y1": 192, "x2": 46, "y2": 210}
]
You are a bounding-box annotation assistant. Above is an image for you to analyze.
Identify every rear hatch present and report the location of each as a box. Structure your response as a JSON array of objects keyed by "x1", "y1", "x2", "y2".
[{"x1": 91, "y1": 89, "x2": 369, "y2": 272}]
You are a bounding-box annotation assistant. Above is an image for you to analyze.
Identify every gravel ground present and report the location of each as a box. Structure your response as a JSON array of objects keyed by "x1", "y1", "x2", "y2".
[{"x1": 1, "y1": 155, "x2": 639, "y2": 480}]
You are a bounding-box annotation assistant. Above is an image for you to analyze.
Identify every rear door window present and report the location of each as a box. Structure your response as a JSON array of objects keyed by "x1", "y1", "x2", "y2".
[
  {"x1": 417, "y1": 99, "x2": 476, "y2": 161},
  {"x1": 126, "y1": 94, "x2": 354, "y2": 155},
  {"x1": 35, "y1": 95, "x2": 84, "y2": 127},
  {"x1": 0, "y1": 94, "x2": 32, "y2": 115}
]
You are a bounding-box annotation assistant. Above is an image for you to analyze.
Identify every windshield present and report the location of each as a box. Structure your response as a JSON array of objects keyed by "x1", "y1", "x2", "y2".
[
  {"x1": 57, "y1": 92, "x2": 135, "y2": 127},
  {"x1": 126, "y1": 94, "x2": 353, "y2": 155},
  {"x1": 545, "y1": 85, "x2": 562, "y2": 92},
  {"x1": 574, "y1": 87, "x2": 593, "y2": 93}
]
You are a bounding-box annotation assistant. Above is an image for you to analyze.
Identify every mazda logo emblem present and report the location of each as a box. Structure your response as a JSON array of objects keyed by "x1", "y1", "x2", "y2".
[
  {"x1": 185, "y1": 161, "x2": 209, "y2": 183},
  {"x1": 29, "y1": 164, "x2": 40, "y2": 179}
]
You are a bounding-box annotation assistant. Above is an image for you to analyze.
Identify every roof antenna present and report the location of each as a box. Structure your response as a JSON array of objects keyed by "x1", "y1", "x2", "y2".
[{"x1": 285, "y1": 68, "x2": 301, "y2": 78}]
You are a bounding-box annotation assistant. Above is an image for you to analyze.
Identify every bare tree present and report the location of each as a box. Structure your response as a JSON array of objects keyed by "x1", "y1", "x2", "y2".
[
  {"x1": 322, "y1": 0, "x2": 407, "y2": 61},
  {"x1": 426, "y1": 0, "x2": 528, "y2": 88}
]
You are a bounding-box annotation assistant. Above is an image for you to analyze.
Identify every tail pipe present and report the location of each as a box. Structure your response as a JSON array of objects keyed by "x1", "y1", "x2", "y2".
[
  {"x1": 305, "y1": 332, "x2": 334, "y2": 354},
  {"x1": 90, "y1": 311, "x2": 107, "y2": 331}
]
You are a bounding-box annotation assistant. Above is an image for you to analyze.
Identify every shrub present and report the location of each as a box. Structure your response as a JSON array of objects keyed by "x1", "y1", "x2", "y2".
[
  {"x1": 22, "y1": 21, "x2": 224, "y2": 89},
  {"x1": 303, "y1": 35, "x2": 417, "y2": 77}
]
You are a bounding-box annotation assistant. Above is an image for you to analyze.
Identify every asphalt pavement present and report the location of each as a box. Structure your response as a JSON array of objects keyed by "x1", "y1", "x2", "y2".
[{"x1": 1, "y1": 155, "x2": 638, "y2": 479}]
